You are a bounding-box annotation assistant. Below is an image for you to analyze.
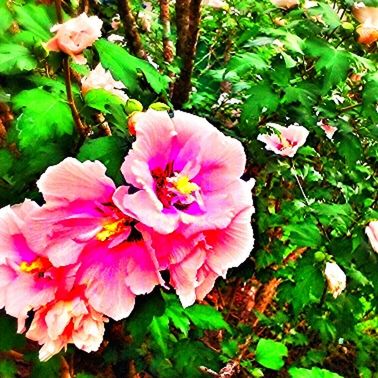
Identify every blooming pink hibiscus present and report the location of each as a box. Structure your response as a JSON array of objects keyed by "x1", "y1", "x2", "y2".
[
  {"x1": 113, "y1": 110, "x2": 248, "y2": 235},
  {"x1": 257, "y1": 123, "x2": 309, "y2": 157},
  {"x1": 26, "y1": 157, "x2": 162, "y2": 320},
  {"x1": 45, "y1": 13, "x2": 103, "y2": 64},
  {"x1": 140, "y1": 179, "x2": 255, "y2": 307},
  {"x1": 26, "y1": 286, "x2": 107, "y2": 361},
  {"x1": 0, "y1": 199, "x2": 77, "y2": 332}
]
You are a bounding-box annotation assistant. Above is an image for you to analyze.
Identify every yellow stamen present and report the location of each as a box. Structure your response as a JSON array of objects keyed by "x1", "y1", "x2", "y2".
[
  {"x1": 279, "y1": 135, "x2": 292, "y2": 149},
  {"x1": 97, "y1": 219, "x2": 126, "y2": 242},
  {"x1": 20, "y1": 257, "x2": 45, "y2": 273},
  {"x1": 174, "y1": 176, "x2": 199, "y2": 195}
]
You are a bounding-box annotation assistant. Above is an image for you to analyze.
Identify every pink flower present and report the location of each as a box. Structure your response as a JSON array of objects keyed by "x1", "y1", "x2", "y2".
[
  {"x1": 325, "y1": 262, "x2": 346, "y2": 298},
  {"x1": 366, "y1": 221, "x2": 378, "y2": 253},
  {"x1": 138, "y1": 175, "x2": 254, "y2": 307},
  {"x1": 318, "y1": 119, "x2": 337, "y2": 140},
  {"x1": 257, "y1": 123, "x2": 309, "y2": 157},
  {"x1": 113, "y1": 110, "x2": 249, "y2": 235},
  {"x1": 45, "y1": 13, "x2": 103, "y2": 64},
  {"x1": 26, "y1": 158, "x2": 162, "y2": 320},
  {"x1": 26, "y1": 287, "x2": 107, "y2": 361},
  {"x1": 203, "y1": 0, "x2": 229, "y2": 10},
  {"x1": 81, "y1": 64, "x2": 128, "y2": 102},
  {"x1": 0, "y1": 200, "x2": 75, "y2": 332},
  {"x1": 271, "y1": 0, "x2": 299, "y2": 9},
  {"x1": 353, "y1": 4, "x2": 378, "y2": 45}
]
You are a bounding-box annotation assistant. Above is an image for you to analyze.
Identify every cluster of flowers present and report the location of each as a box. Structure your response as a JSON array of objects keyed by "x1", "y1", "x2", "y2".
[{"x1": 0, "y1": 110, "x2": 255, "y2": 361}]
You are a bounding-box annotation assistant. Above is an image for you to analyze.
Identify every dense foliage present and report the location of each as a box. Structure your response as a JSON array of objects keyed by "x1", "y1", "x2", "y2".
[{"x1": 0, "y1": 0, "x2": 377, "y2": 377}]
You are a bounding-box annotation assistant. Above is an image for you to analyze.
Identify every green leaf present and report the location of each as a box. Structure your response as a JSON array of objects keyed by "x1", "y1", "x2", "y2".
[
  {"x1": 227, "y1": 53, "x2": 269, "y2": 75},
  {"x1": 337, "y1": 133, "x2": 363, "y2": 165},
  {"x1": 150, "y1": 315, "x2": 170, "y2": 356},
  {"x1": 240, "y1": 84, "x2": 279, "y2": 136},
  {"x1": 0, "y1": 315, "x2": 25, "y2": 351},
  {"x1": 291, "y1": 263, "x2": 325, "y2": 314},
  {"x1": 289, "y1": 367, "x2": 343, "y2": 378},
  {"x1": 12, "y1": 88, "x2": 74, "y2": 149},
  {"x1": 77, "y1": 137, "x2": 125, "y2": 183},
  {"x1": 31, "y1": 355, "x2": 60, "y2": 378},
  {"x1": 84, "y1": 89, "x2": 125, "y2": 113},
  {"x1": 0, "y1": 0, "x2": 12, "y2": 34},
  {"x1": 126, "y1": 293, "x2": 166, "y2": 345},
  {"x1": 95, "y1": 39, "x2": 168, "y2": 96},
  {"x1": 162, "y1": 292, "x2": 190, "y2": 336},
  {"x1": 255, "y1": 339, "x2": 288, "y2": 370},
  {"x1": 0, "y1": 359, "x2": 17, "y2": 378},
  {"x1": 185, "y1": 304, "x2": 231, "y2": 331},
  {"x1": 284, "y1": 220, "x2": 322, "y2": 248},
  {"x1": 0, "y1": 44, "x2": 37, "y2": 74},
  {"x1": 14, "y1": 3, "x2": 56, "y2": 41},
  {"x1": 0, "y1": 150, "x2": 13, "y2": 177}
]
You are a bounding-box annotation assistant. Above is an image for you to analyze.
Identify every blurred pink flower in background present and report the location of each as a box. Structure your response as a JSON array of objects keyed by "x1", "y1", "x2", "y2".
[
  {"x1": 26, "y1": 287, "x2": 107, "y2": 361},
  {"x1": 366, "y1": 221, "x2": 378, "y2": 253},
  {"x1": 317, "y1": 119, "x2": 337, "y2": 140},
  {"x1": 202, "y1": 0, "x2": 229, "y2": 10},
  {"x1": 45, "y1": 13, "x2": 102, "y2": 64},
  {"x1": 81, "y1": 63, "x2": 128, "y2": 102},
  {"x1": 257, "y1": 123, "x2": 309, "y2": 157},
  {"x1": 353, "y1": 3, "x2": 378, "y2": 45},
  {"x1": 325, "y1": 262, "x2": 346, "y2": 298},
  {"x1": 271, "y1": 0, "x2": 299, "y2": 10}
]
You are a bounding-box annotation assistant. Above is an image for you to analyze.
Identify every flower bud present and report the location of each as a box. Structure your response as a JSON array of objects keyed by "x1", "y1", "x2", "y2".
[{"x1": 325, "y1": 262, "x2": 346, "y2": 298}]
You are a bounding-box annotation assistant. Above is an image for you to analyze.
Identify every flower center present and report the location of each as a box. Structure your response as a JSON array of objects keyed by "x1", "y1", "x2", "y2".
[
  {"x1": 169, "y1": 175, "x2": 199, "y2": 195},
  {"x1": 96, "y1": 218, "x2": 129, "y2": 242},
  {"x1": 20, "y1": 257, "x2": 50, "y2": 274}
]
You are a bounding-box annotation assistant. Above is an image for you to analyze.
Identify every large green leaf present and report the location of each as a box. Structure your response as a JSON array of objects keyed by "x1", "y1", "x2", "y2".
[
  {"x1": 0, "y1": 44, "x2": 37, "y2": 74},
  {"x1": 95, "y1": 39, "x2": 168, "y2": 96},
  {"x1": 255, "y1": 339, "x2": 288, "y2": 370},
  {"x1": 289, "y1": 367, "x2": 343, "y2": 378},
  {"x1": 12, "y1": 88, "x2": 74, "y2": 149}
]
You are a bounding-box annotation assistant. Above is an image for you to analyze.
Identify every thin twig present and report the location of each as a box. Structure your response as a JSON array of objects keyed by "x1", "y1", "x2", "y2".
[
  {"x1": 54, "y1": 0, "x2": 90, "y2": 138},
  {"x1": 60, "y1": 356, "x2": 72, "y2": 378}
]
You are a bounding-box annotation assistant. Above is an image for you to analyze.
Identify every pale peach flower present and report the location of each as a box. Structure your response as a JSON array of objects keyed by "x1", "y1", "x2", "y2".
[
  {"x1": 325, "y1": 262, "x2": 346, "y2": 298},
  {"x1": 81, "y1": 64, "x2": 128, "y2": 102},
  {"x1": 203, "y1": 0, "x2": 229, "y2": 9},
  {"x1": 271, "y1": 0, "x2": 299, "y2": 10},
  {"x1": 107, "y1": 34, "x2": 125, "y2": 43},
  {"x1": 353, "y1": 4, "x2": 378, "y2": 45},
  {"x1": 45, "y1": 13, "x2": 103, "y2": 64},
  {"x1": 366, "y1": 221, "x2": 378, "y2": 253},
  {"x1": 111, "y1": 14, "x2": 121, "y2": 30}
]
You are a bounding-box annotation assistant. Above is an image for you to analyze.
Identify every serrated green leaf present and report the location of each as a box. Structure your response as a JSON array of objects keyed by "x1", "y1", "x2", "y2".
[
  {"x1": 255, "y1": 339, "x2": 288, "y2": 370},
  {"x1": 14, "y1": 3, "x2": 56, "y2": 41},
  {"x1": 337, "y1": 133, "x2": 363, "y2": 165},
  {"x1": 12, "y1": 88, "x2": 74, "y2": 149},
  {"x1": 95, "y1": 39, "x2": 168, "y2": 96},
  {"x1": 289, "y1": 367, "x2": 343, "y2": 378},
  {"x1": 0, "y1": 44, "x2": 37, "y2": 74},
  {"x1": 162, "y1": 292, "x2": 190, "y2": 336},
  {"x1": 284, "y1": 220, "x2": 322, "y2": 248},
  {"x1": 227, "y1": 53, "x2": 269, "y2": 75},
  {"x1": 185, "y1": 304, "x2": 230, "y2": 332},
  {"x1": 150, "y1": 315, "x2": 170, "y2": 356},
  {"x1": 77, "y1": 137, "x2": 124, "y2": 183},
  {"x1": 84, "y1": 89, "x2": 125, "y2": 113}
]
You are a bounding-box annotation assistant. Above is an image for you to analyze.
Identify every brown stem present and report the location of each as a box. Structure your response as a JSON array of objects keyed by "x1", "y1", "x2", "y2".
[
  {"x1": 159, "y1": 0, "x2": 174, "y2": 63},
  {"x1": 60, "y1": 356, "x2": 72, "y2": 378},
  {"x1": 54, "y1": 0, "x2": 89, "y2": 138},
  {"x1": 118, "y1": 0, "x2": 147, "y2": 59},
  {"x1": 171, "y1": 0, "x2": 202, "y2": 108},
  {"x1": 175, "y1": 0, "x2": 190, "y2": 58},
  {"x1": 79, "y1": 0, "x2": 89, "y2": 14}
]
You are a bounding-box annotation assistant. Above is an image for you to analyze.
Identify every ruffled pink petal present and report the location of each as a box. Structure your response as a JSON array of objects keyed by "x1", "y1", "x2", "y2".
[
  {"x1": 195, "y1": 266, "x2": 219, "y2": 301},
  {"x1": 37, "y1": 157, "x2": 115, "y2": 206},
  {"x1": 169, "y1": 247, "x2": 207, "y2": 307},
  {"x1": 113, "y1": 187, "x2": 179, "y2": 234},
  {"x1": 121, "y1": 110, "x2": 177, "y2": 183}
]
